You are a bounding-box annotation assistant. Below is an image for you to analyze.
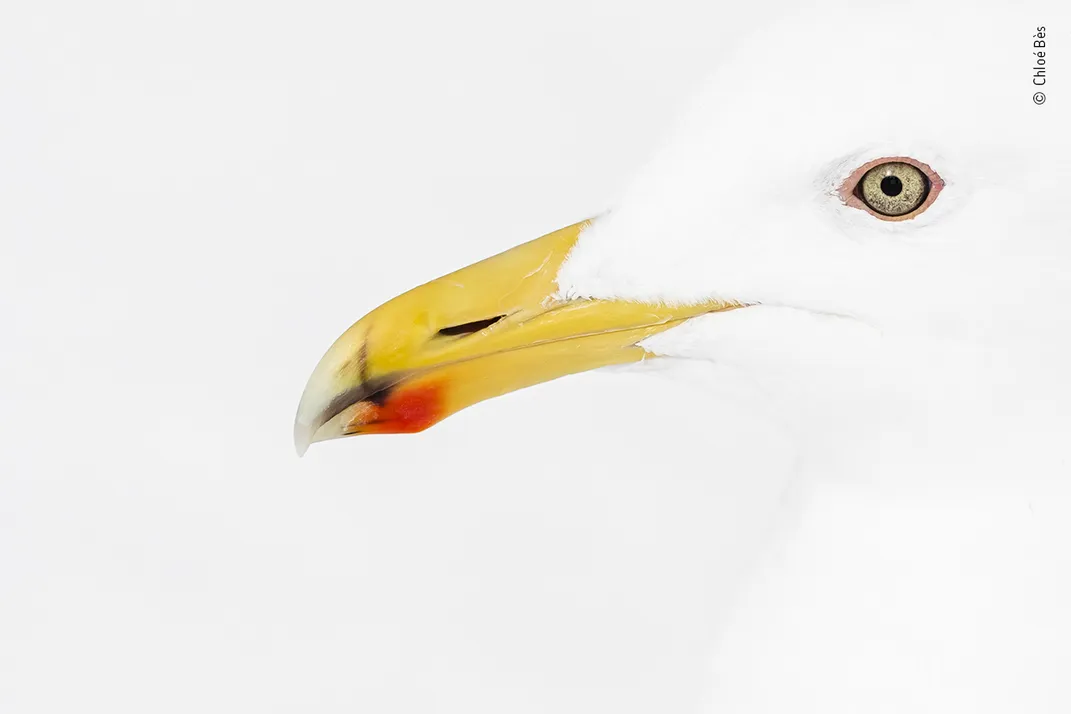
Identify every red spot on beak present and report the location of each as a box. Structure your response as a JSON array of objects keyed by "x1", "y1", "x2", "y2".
[{"x1": 363, "y1": 382, "x2": 444, "y2": 434}]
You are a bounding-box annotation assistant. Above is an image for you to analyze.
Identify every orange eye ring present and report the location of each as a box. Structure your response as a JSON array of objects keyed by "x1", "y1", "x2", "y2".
[{"x1": 838, "y1": 156, "x2": 944, "y2": 221}]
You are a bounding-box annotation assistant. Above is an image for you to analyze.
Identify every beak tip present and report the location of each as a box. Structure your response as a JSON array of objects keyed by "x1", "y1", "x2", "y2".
[{"x1": 293, "y1": 420, "x2": 312, "y2": 458}]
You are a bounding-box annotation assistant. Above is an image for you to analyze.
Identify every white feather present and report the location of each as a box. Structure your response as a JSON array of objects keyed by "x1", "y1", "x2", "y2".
[{"x1": 559, "y1": 1, "x2": 1071, "y2": 709}]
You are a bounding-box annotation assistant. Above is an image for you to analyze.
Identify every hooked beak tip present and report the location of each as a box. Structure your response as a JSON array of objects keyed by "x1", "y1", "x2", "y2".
[{"x1": 293, "y1": 419, "x2": 313, "y2": 458}]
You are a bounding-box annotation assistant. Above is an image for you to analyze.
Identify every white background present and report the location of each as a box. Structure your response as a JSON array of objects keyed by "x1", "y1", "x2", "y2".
[{"x1": 0, "y1": 2, "x2": 793, "y2": 712}]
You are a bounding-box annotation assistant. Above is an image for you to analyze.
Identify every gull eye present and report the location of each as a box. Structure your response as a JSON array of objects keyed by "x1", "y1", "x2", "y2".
[
  {"x1": 838, "y1": 157, "x2": 944, "y2": 221},
  {"x1": 859, "y1": 162, "x2": 927, "y2": 216}
]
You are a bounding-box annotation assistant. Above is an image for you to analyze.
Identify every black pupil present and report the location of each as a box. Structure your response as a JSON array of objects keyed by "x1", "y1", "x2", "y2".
[{"x1": 880, "y1": 175, "x2": 903, "y2": 197}]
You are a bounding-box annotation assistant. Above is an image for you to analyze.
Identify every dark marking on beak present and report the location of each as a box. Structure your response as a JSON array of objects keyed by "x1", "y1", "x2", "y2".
[
  {"x1": 317, "y1": 374, "x2": 398, "y2": 433},
  {"x1": 358, "y1": 334, "x2": 370, "y2": 386}
]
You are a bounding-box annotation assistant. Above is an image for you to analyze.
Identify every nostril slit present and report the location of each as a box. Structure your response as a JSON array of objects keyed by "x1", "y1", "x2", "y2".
[{"x1": 436, "y1": 315, "x2": 505, "y2": 337}]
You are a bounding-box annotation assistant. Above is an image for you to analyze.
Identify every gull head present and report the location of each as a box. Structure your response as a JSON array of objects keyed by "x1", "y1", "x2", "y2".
[{"x1": 296, "y1": 0, "x2": 1069, "y2": 454}]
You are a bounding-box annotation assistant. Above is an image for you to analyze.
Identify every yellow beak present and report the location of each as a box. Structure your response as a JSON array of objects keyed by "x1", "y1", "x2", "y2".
[{"x1": 294, "y1": 219, "x2": 737, "y2": 455}]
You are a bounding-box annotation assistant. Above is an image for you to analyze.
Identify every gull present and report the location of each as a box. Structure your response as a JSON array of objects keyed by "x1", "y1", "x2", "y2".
[{"x1": 296, "y1": 1, "x2": 1071, "y2": 709}]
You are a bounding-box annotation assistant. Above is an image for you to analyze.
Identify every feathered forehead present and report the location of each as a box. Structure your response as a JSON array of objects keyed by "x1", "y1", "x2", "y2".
[{"x1": 555, "y1": 0, "x2": 1067, "y2": 314}]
